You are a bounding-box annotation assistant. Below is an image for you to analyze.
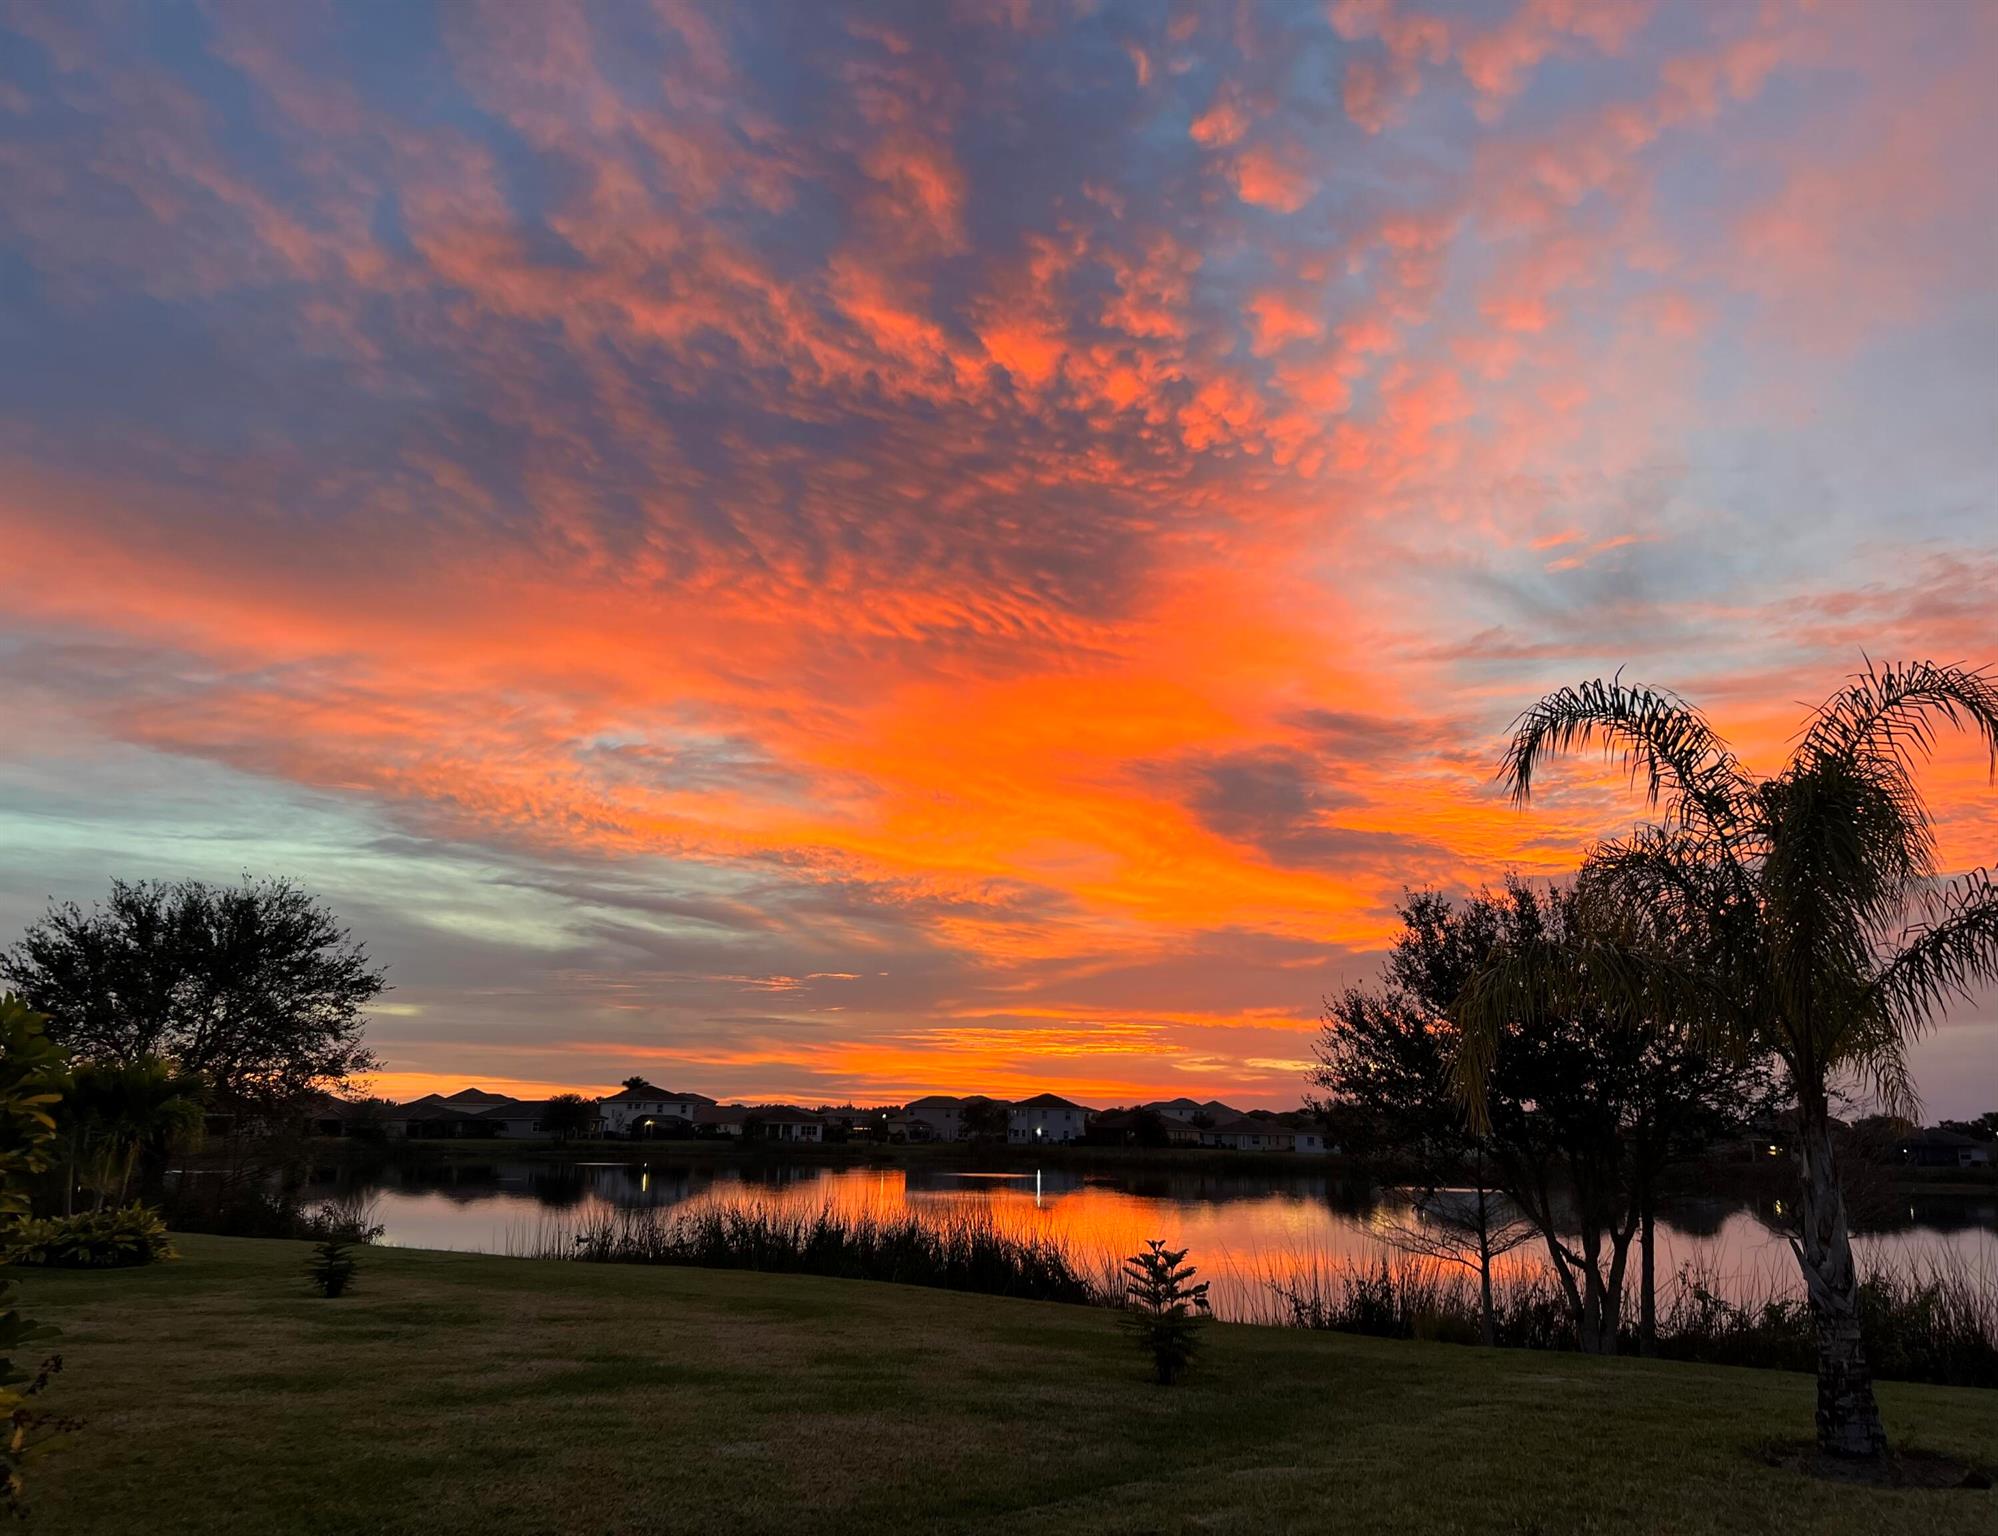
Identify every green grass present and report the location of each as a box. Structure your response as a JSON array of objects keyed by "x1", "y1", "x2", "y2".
[{"x1": 20, "y1": 1235, "x2": 1998, "y2": 1535}]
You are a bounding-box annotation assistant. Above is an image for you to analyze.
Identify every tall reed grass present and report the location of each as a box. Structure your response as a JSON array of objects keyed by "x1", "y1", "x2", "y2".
[
  {"x1": 1250, "y1": 1244, "x2": 1997, "y2": 1386},
  {"x1": 518, "y1": 1200, "x2": 1099, "y2": 1305},
  {"x1": 1653, "y1": 1248, "x2": 1998, "y2": 1387}
]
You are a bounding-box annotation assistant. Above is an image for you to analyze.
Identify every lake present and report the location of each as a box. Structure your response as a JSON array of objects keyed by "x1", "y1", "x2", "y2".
[{"x1": 293, "y1": 1155, "x2": 1998, "y2": 1323}]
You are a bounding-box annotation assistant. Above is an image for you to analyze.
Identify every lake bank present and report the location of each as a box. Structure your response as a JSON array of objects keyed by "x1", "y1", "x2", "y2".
[
  {"x1": 229, "y1": 1150, "x2": 1998, "y2": 1329},
  {"x1": 25, "y1": 1235, "x2": 1997, "y2": 1534}
]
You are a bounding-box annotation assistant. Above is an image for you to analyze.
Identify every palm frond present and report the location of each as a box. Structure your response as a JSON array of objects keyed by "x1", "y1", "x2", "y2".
[
  {"x1": 1798, "y1": 658, "x2": 1998, "y2": 782},
  {"x1": 1872, "y1": 868, "x2": 1998, "y2": 1031},
  {"x1": 1500, "y1": 677, "x2": 1755, "y2": 838},
  {"x1": 1580, "y1": 826, "x2": 1733, "y2": 940}
]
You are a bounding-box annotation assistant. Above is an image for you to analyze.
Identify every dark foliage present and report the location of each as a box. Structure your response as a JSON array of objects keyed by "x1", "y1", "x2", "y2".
[
  {"x1": 0, "y1": 998, "x2": 76, "y2": 1514},
  {"x1": 539, "y1": 1093, "x2": 597, "y2": 1145},
  {"x1": 1474, "y1": 660, "x2": 1998, "y2": 1457},
  {"x1": 9, "y1": 1204, "x2": 173, "y2": 1269},
  {"x1": 1120, "y1": 1240, "x2": 1211, "y2": 1384},
  {"x1": 1312, "y1": 883, "x2": 1780, "y2": 1355},
  {"x1": 307, "y1": 1238, "x2": 359, "y2": 1298},
  {"x1": 2, "y1": 877, "x2": 384, "y2": 1117},
  {"x1": 544, "y1": 1204, "x2": 1096, "y2": 1304}
]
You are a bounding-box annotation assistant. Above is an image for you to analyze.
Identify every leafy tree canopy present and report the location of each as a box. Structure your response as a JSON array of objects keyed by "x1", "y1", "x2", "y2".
[{"x1": 2, "y1": 878, "x2": 384, "y2": 1114}]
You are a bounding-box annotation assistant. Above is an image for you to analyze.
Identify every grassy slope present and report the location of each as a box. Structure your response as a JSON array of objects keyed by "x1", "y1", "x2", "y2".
[{"x1": 22, "y1": 1236, "x2": 1997, "y2": 1536}]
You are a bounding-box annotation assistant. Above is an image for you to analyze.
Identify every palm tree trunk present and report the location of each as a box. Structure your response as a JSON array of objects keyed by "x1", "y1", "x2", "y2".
[
  {"x1": 1793, "y1": 1107, "x2": 1887, "y2": 1459},
  {"x1": 1638, "y1": 1187, "x2": 1657, "y2": 1357},
  {"x1": 63, "y1": 1125, "x2": 80, "y2": 1217}
]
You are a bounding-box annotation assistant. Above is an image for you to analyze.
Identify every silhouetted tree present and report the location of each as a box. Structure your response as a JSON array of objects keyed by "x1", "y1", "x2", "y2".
[
  {"x1": 3, "y1": 877, "x2": 383, "y2": 1119},
  {"x1": 1459, "y1": 661, "x2": 1998, "y2": 1458},
  {"x1": 959, "y1": 1098, "x2": 1009, "y2": 1143},
  {"x1": 1317, "y1": 884, "x2": 1774, "y2": 1355},
  {"x1": 1120, "y1": 1240, "x2": 1210, "y2": 1384},
  {"x1": 540, "y1": 1094, "x2": 597, "y2": 1146}
]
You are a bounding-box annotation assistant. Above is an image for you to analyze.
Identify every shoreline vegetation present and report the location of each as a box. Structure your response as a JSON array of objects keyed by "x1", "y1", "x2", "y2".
[
  {"x1": 506, "y1": 1199, "x2": 1998, "y2": 1389},
  {"x1": 26, "y1": 1235, "x2": 1998, "y2": 1534}
]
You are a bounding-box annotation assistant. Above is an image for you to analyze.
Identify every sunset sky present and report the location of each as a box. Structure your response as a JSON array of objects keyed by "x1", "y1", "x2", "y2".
[{"x1": 2, "y1": 1, "x2": 1993, "y2": 1114}]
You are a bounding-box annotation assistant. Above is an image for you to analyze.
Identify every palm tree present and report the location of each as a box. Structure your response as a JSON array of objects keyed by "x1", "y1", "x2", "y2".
[
  {"x1": 64, "y1": 1058, "x2": 205, "y2": 1211},
  {"x1": 1456, "y1": 661, "x2": 1998, "y2": 1459}
]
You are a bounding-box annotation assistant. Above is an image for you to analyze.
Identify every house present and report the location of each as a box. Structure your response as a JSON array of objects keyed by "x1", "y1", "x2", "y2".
[
  {"x1": 1007, "y1": 1092, "x2": 1090, "y2": 1144},
  {"x1": 299, "y1": 1093, "x2": 373, "y2": 1138},
  {"x1": 477, "y1": 1098, "x2": 603, "y2": 1141},
  {"x1": 379, "y1": 1088, "x2": 602, "y2": 1141},
  {"x1": 382, "y1": 1088, "x2": 514, "y2": 1139},
  {"x1": 599, "y1": 1084, "x2": 717, "y2": 1137},
  {"x1": 1897, "y1": 1128, "x2": 1993, "y2": 1169},
  {"x1": 694, "y1": 1104, "x2": 750, "y2": 1137},
  {"x1": 904, "y1": 1094, "x2": 967, "y2": 1141},
  {"x1": 1086, "y1": 1108, "x2": 1150, "y2": 1145},
  {"x1": 1201, "y1": 1114, "x2": 1294, "y2": 1152},
  {"x1": 1144, "y1": 1098, "x2": 1242, "y2": 1127},
  {"x1": 1291, "y1": 1122, "x2": 1330, "y2": 1156},
  {"x1": 749, "y1": 1106, "x2": 825, "y2": 1143}
]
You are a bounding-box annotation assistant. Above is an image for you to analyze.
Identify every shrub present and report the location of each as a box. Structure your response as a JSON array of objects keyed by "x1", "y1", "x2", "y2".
[
  {"x1": 307, "y1": 1238, "x2": 358, "y2": 1297},
  {"x1": 0, "y1": 996, "x2": 75, "y2": 1515},
  {"x1": 10, "y1": 1204, "x2": 175, "y2": 1269},
  {"x1": 1120, "y1": 1239, "x2": 1211, "y2": 1385},
  {"x1": 299, "y1": 1194, "x2": 384, "y2": 1246}
]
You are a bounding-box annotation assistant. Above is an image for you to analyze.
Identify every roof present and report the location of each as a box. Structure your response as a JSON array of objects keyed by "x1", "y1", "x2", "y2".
[
  {"x1": 1013, "y1": 1092, "x2": 1088, "y2": 1112},
  {"x1": 749, "y1": 1105, "x2": 823, "y2": 1124},
  {"x1": 602, "y1": 1085, "x2": 717, "y2": 1105},
  {"x1": 694, "y1": 1105, "x2": 749, "y2": 1125},
  {"x1": 904, "y1": 1095, "x2": 964, "y2": 1112},
  {"x1": 1208, "y1": 1115, "x2": 1288, "y2": 1137},
  {"x1": 389, "y1": 1095, "x2": 501, "y2": 1121},
  {"x1": 474, "y1": 1098, "x2": 598, "y2": 1119}
]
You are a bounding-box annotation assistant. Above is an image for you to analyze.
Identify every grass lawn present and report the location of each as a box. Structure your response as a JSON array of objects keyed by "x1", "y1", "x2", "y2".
[{"x1": 20, "y1": 1235, "x2": 1997, "y2": 1535}]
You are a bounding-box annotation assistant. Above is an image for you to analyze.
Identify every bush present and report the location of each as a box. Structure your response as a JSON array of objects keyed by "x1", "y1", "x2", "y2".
[
  {"x1": 307, "y1": 1238, "x2": 358, "y2": 1297},
  {"x1": 10, "y1": 1204, "x2": 173, "y2": 1269},
  {"x1": 298, "y1": 1195, "x2": 383, "y2": 1246}
]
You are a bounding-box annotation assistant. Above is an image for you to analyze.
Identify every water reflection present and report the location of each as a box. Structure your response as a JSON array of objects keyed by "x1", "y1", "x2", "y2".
[{"x1": 289, "y1": 1157, "x2": 1997, "y2": 1321}]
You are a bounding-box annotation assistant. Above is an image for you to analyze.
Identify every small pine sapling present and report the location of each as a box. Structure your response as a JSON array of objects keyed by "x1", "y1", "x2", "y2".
[
  {"x1": 307, "y1": 1238, "x2": 358, "y2": 1298},
  {"x1": 1121, "y1": 1239, "x2": 1211, "y2": 1384}
]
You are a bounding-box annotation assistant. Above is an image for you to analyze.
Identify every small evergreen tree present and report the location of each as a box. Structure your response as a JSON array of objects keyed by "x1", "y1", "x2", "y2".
[
  {"x1": 1121, "y1": 1239, "x2": 1210, "y2": 1384},
  {"x1": 307, "y1": 1237, "x2": 358, "y2": 1297}
]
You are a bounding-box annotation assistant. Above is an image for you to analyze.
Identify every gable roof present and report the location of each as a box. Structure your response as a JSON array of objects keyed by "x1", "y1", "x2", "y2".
[
  {"x1": 749, "y1": 1105, "x2": 823, "y2": 1124},
  {"x1": 602, "y1": 1085, "x2": 717, "y2": 1105},
  {"x1": 1013, "y1": 1092, "x2": 1089, "y2": 1112}
]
